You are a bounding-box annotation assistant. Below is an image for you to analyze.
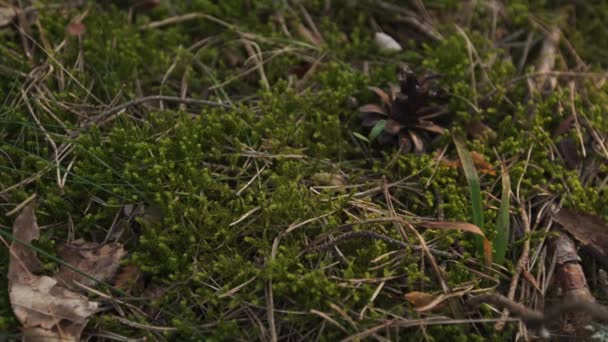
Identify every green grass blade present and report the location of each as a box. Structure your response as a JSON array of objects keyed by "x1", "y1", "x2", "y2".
[
  {"x1": 453, "y1": 134, "x2": 487, "y2": 263},
  {"x1": 494, "y1": 164, "x2": 511, "y2": 265},
  {"x1": 369, "y1": 119, "x2": 386, "y2": 141}
]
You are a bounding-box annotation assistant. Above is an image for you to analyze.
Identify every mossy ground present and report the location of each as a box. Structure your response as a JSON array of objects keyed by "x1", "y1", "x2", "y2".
[{"x1": 1, "y1": 1, "x2": 607, "y2": 340}]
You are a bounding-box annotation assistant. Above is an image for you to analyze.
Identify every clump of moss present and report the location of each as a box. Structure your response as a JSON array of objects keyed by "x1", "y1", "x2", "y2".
[{"x1": 1, "y1": 0, "x2": 607, "y2": 340}]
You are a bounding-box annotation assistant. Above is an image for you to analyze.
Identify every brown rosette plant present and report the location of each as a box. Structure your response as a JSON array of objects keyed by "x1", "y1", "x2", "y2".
[{"x1": 359, "y1": 65, "x2": 449, "y2": 154}]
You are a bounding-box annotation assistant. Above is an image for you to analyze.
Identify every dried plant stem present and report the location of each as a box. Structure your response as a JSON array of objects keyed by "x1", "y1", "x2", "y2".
[
  {"x1": 533, "y1": 26, "x2": 561, "y2": 92},
  {"x1": 87, "y1": 95, "x2": 231, "y2": 126},
  {"x1": 495, "y1": 202, "x2": 531, "y2": 331},
  {"x1": 467, "y1": 293, "x2": 608, "y2": 333},
  {"x1": 303, "y1": 230, "x2": 454, "y2": 258}
]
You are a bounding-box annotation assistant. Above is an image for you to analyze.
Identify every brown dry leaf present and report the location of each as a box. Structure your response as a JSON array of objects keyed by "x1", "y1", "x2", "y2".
[
  {"x1": 554, "y1": 208, "x2": 608, "y2": 268},
  {"x1": 358, "y1": 103, "x2": 387, "y2": 116},
  {"x1": 420, "y1": 221, "x2": 487, "y2": 237},
  {"x1": 556, "y1": 137, "x2": 581, "y2": 169},
  {"x1": 466, "y1": 118, "x2": 497, "y2": 142},
  {"x1": 11, "y1": 277, "x2": 99, "y2": 340},
  {"x1": 553, "y1": 114, "x2": 576, "y2": 136},
  {"x1": 419, "y1": 221, "x2": 492, "y2": 266},
  {"x1": 404, "y1": 291, "x2": 447, "y2": 312},
  {"x1": 0, "y1": 5, "x2": 18, "y2": 27},
  {"x1": 8, "y1": 200, "x2": 42, "y2": 284},
  {"x1": 470, "y1": 151, "x2": 496, "y2": 176},
  {"x1": 56, "y1": 239, "x2": 126, "y2": 291},
  {"x1": 8, "y1": 201, "x2": 99, "y2": 341},
  {"x1": 368, "y1": 86, "x2": 391, "y2": 106},
  {"x1": 66, "y1": 22, "x2": 86, "y2": 36},
  {"x1": 114, "y1": 264, "x2": 144, "y2": 293},
  {"x1": 439, "y1": 152, "x2": 496, "y2": 176}
]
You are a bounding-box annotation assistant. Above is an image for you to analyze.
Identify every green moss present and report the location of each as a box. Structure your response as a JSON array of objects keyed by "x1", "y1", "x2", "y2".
[{"x1": 1, "y1": 0, "x2": 607, "y2": 340}]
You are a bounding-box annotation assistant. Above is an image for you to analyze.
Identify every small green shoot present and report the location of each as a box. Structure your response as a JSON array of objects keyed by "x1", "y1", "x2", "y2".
[
  {"x1": 369, "y1": 119, "x2": 386, "y2": 141},
  {"x1": 494, "y1": 164, "x2": 511, "y2": 265},
  {"x1": 453, "y1": 134, "x2": 487, "y2": 264}
]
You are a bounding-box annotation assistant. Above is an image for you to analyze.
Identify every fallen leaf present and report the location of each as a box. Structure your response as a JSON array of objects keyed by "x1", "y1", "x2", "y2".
[
  {"x1": 8, "y1": 201, "x2": 101, "y2": 341},
  {"x1": 114, "y1": 264, "x2": 144, "y2": 293},
  {"x1": 439, "y1": 151, "x2": 496, "y2": 176},
  {"x1": 66, "y1": 22, "x2": 86, "y2": 36},
  {"x1": 11, "y1": 277, "x2": 99, "y2": 339},
  {"x1": 553, "y1": 208, "x2": 608, "y2": 269},
  {"x1": 374, "y1": 32, "x2": 402, "y2": 52},
  {"x1": 0, "y1": 6, "x2": 18, "y2": 27},
  {"x1": 368, "y1": 86, "x2": 391, "y2": 106},
  {"x1": 553, "y1": 114, "x2": 576, "y2": 137},
  {"x1": 470, "y1": 151, "x2": 496, "y2": 176},
  {"x1": 556, "y1": 137, "x2": 581, "y2": 169},
  {"x1": 405, "y1": 291, "x2": 447, "y2": 312},
  {"x1": 8, "y1": 200, "x2": 42, "y2": 284},
  {"x1": 466, "y1": 118, "x2": 497, "y2": 142},
  {"x1": 56, "y1": 239, "x2": 126, "y2": 291},
  {"x1": 358, "y1": 103, "x2": 387, "y2": 116}
]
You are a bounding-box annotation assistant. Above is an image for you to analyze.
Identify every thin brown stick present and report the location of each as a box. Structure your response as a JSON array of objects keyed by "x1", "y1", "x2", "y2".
[
  {"x1": 87, "y1": 95, "x2": 230, "y2": 126},
  {"x1": 303, "y1": 230, "x2": 454, "y2": 258},
  {"x1": 467, "y1": 293, "x2": 608, "y2": 333},
  {"x1": 495, "y1": 201, "x2": 531, "y2": 330}
]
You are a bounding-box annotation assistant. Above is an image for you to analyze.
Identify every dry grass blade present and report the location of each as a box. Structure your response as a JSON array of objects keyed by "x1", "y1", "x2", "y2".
[{"x1": 419, "y1": 221, "x2": 492, "y2": 266}]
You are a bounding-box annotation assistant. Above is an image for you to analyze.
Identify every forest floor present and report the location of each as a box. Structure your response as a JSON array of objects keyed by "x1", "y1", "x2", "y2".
[{"x1": 1, "y1": 1, "x2": 608, "y2": 341}]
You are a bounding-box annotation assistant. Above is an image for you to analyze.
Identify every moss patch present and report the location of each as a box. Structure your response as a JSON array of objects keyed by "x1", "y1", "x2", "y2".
[{"x1": 0, "y1": 0, "x2": 606, "y2": 339}]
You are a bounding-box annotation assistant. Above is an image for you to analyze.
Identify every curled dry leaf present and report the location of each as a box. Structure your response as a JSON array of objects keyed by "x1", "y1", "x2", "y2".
[
  {"x1": 12, "y1": 277, "x2": 99, "y2": 341},
  {"x1": 553, "y1": 208, "x2": 608, "y2": 269},
  {"x1": 8, "y1": 201, "x2": 100, "y2": 341},
  {"x1": 56, "y1": 239, "x2": 126, "y2": 292}
]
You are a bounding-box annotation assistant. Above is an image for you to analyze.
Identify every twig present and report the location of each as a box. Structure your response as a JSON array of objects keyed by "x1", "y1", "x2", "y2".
[
  {"x1": 467, "y1": 293, "x2": 608, "y2": 336},
  {"x1": 495, "y1": 201, "x2": 532, "y2": 331},
  {"x1": 532, "y1": 26, "x2": 561, "y2": 92},
  {"x1": 87, "y1": 95, "x2": 231, "y2": 126},
  {"x1": 303, "y1": 230, "x2": 454, "y2": 258}
]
